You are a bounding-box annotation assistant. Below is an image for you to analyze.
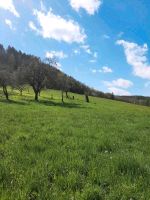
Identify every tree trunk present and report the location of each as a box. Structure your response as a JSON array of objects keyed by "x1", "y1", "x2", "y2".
[
  {"x1": 20, "y1": 89, "x2": 22, "y2": 96},
  {"x1": 85, "y1": 94, "x2": 89, "y2": 103},
  {"x1": 35, "y1": 91, "x2": 38, "y2": 101},
  {"x1": 65, "y1": 91, "x2": 68, "y2": 99},
  {"x1": 61, "y1": 91, "x2": 64, "y2": 103},
  {"x1": 3, "y1": 86, "x2": 9, "y2": 100},
  {"x1": 33, "y1": 86, "x2": 39, "y2": 101}
]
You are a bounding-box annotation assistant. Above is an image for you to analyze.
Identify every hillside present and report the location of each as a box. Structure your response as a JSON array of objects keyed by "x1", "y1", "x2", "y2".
[
  {"x1": 1, "y1": 89, "x2": 150, "y2": 199},
  {"x1": 0, "y1": 44, "x2": 106, "y2": 102}
]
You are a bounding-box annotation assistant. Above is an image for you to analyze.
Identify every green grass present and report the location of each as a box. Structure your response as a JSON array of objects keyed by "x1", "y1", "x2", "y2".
[{"x1": 0, "y1": 88, "x2": 150, "y2": 199}]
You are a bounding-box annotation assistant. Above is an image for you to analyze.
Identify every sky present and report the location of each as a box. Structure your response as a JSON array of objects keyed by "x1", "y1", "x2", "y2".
[{"x1": 0, "y1": 0, "x2": 150, "y2": 96}]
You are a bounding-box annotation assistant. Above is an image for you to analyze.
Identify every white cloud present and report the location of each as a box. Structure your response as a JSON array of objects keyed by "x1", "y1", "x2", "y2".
[
  {"x1": 99, "y1": 66, "x2": 113, "y2": 73},
  {"x1": 55, "y1": 62, "x2": 62, "y2": 70},
  {"x1": 29, "y1": 8, "x2": 86, "y2": 43},
  {"x1": 103, "y1": 78, "x2": 133, "y2": 95},
  {"x1": 93, "y1": 52, "x2": 98, "y2": 58},
  {"x1": 103, "y1": 34, "x2": 110, "y2": 39},
  {"x1": 92, "y1": 66, "x2": 113, "y2": 74},
  {"x1": 69, "y1": 0, "x2": 102, "y2": 15},
  {"x1": 108, "y1": 87, "x2": 131, "y2": 96},
  {"x1": 90, "y1": 59, "x2": 96, "y2": 63},
  {"x1": 45, "y1": 51, "x2": 68, "y2": 59},
  {"x1": 81, "y1": 45, "x2": 98, "y2": 58},
  {"x1": 117, "y1": 40, "x2": 150, "y2": 80},
  {"x1": 81, "y1": 44, "x2": 92, "y2": 54},
  {"x1": 74, "y1": 49, "x2": 80, "y2": 54},
  {"x1": 40, "y1": 1, "x2": 46, "y2": 12},
  {"x1": 50, "y1": 62, "x2": 62, "y2": 70},
  {"x1": 0, "y1": 0, "x2": 20, "y2": 17},
  {"x1": 89, "y1": 52, "x2": 98, "y2": 62},
  {"x1": 5, "y1": 19, "x2": 14, "y2": 30},
  {"x1": 29, "y1": 21, "x2": 39, "y2": 33},
  {"x1": 104, "y1": 78, "x2": 133, "y2": 89},
  {"x1": 91, "y1": 69, "x2": 97, "y2": 73}
]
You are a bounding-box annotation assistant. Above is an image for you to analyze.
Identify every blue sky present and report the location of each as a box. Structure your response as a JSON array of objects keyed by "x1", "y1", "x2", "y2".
[{"x1": 1, "y1": 0, "x2": 150, "y2": 96}]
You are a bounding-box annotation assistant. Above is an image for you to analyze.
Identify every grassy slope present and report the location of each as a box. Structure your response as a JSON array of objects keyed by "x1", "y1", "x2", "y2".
[{"x1": 0, "y1": 89, "x2": 150, "y2": 200}]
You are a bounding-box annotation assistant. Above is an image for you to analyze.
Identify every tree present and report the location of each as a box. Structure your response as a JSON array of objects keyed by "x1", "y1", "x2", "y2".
[
  {"x1": 6, "y1": 46, "x2": 18, "y2": 71},
  {"x1": 57, "y1": 74, "x2": 70, "y2": 103},
  {"x1": 25, "y1": 58, "x2": 47, "y2": 101},
  {"x1": 0, "y1": 44, "x2": 6, "y2": 65},
  {"x1": 0, "y1": 70, "x2": 11, "y2": 100},
  {"x1": 13, "y1": 68, "x2": 26, "y2": 96},
  {"x1": 85, "y1": 94, "x2": 89, "y2": 103},
  {"x1": 64, "y1": 77, "x2": 71, "y2": 99},
  {"x1": 84, "y1": 86, "x2": 90, "y2": 103},
  {"x1": 45, "y1": 65, "x2": 58, "y2": 90},
  {"x1": 111, "y1": 92, "x2": 115, "y2": 100}
]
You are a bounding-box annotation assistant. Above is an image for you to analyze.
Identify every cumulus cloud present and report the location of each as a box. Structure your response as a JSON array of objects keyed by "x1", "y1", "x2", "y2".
[
  {"x1": 45, "y1": 51, "x2": 68, "y2": 59},
  {"x1": 5, "y1": 19, "x2": 14, "y2": 30},
  {"x1": 0, "y1": 0, "x2": 20, "y2": 17},
  {"x1": 69, "y1": 0, "x2": 102, "y2": 15},
  {"x1": 103, "y1": 78, "x2": 133, "y2": 95},
  {"x1": 117, "y1": 40, "x2": 150, "y2": 80},
  {"x1": 104, "y1": 78, "x2": 133, "y2": 89},
  {"x1": 29, "y1": 8, "x2": 86, "y2": 43},
  {"x1": 108, "y1": 87, "x2": 131, "y2": 96}
]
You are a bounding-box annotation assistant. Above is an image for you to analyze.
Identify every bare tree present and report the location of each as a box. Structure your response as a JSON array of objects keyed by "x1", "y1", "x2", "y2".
[
  {"x1": 13, "y1": 68, "x2": 26, "y2": 96},
  {"x1": 57, "y1": 74, "x2": 70, "y2": 103},
  {"x1": 25, "y1": 58, "x2": 47, "y2": 101}
]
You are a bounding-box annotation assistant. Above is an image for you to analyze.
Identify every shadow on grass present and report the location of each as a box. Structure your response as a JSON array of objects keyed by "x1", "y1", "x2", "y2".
[
  {"x1": 0, "y1": 99, "x2": 28, "y2": 105},
  {"x1": 0, "y1": 98, "x2": 84, "y2": 108},
  {"x1": 36, "y1": 100, "x2": 84, "y2": 109}
]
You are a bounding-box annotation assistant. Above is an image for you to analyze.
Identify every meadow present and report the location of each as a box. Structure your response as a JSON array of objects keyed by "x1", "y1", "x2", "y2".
[{"x1": 0, "y1": 89, "x2": 150, "y2": 200}]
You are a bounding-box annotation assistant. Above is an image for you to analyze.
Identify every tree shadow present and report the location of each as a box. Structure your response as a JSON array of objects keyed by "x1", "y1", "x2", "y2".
[
  {"x1": 38, "y1": 100, "x2": 84, "y2": 108},
  {"x1": 0, "y1": 99, "x2": 28, "y2": 105},
  {"x1": 0, "y1": 98, "x2": 85, "y2": 108}
]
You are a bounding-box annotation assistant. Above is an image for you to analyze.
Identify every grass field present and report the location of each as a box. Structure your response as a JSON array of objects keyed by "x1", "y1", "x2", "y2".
[{"x1": 0, "y1": 89, "x2": 150, "y2": 200}]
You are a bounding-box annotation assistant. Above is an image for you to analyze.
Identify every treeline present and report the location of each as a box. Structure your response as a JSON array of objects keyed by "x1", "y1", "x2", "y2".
[
  {"x1": 0, "y1": 44, "x2": 106, "y2": 102},
  {"x1": 116, "y1": 95, "x2": 150, "y2": 107}
]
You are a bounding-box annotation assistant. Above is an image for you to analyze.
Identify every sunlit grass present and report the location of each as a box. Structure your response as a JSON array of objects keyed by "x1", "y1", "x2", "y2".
[{"x1": 0, "y1": 88, "x2": 150, "y2": 199}]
